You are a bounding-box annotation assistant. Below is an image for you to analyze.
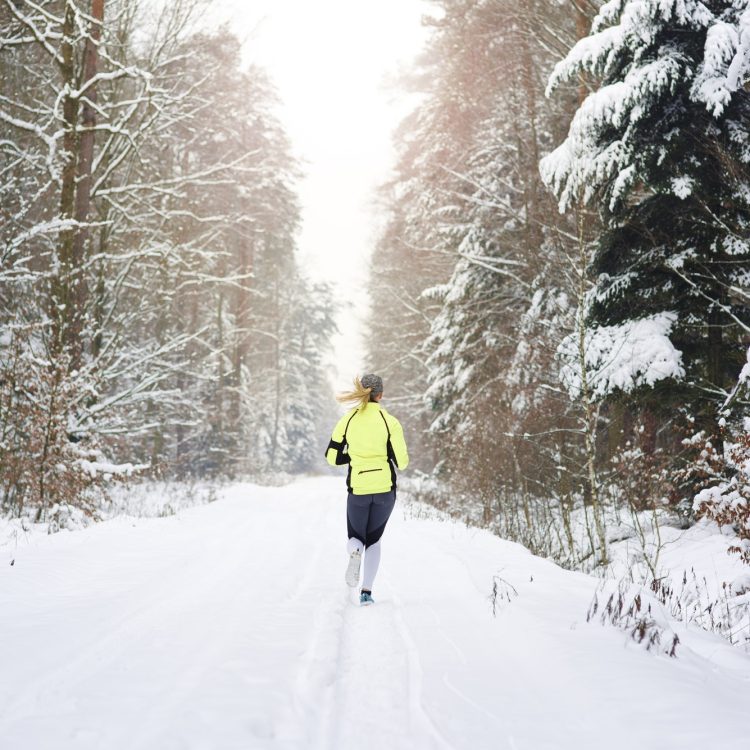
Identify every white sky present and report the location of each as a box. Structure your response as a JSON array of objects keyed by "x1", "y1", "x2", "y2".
[{"x1": 215, "y1": 0, "x2": 432, "y2": 390}]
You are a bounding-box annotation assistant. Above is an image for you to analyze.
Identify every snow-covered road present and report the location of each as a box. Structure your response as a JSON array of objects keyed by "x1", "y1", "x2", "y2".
[{"x1": 1, "y1": 476, "x2": 749, "y2": 750}]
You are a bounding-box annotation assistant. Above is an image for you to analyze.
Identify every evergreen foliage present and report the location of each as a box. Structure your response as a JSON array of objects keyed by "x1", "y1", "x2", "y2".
[
  {"x1": 369, "y1": 0, "x2": 584, "y2": 507},
  {"x1": 542, "y1": 0, "x2": 750, "y2": 429},
  {"x1": 369, "y1": 0, "x2": 750, "y2": 569}
]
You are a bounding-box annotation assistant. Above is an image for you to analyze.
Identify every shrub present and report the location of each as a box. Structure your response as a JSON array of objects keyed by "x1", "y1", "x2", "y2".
[{"x1": 693, "y1": 432, "x2": 750, "y2": 566}]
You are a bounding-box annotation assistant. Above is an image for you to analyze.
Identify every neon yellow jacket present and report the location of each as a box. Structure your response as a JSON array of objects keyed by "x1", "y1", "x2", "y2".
[{"x1": 325, "y1": 402, "x2": 409, "y2": 495}]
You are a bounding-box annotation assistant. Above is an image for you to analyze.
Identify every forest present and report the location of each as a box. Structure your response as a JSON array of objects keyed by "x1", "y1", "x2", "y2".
[
  {"x1": 3, "y1": 0, "x2": 750, "y2": 576},
  {"x1": 3, "y1": 2, "x2": 750, "y2": 745},
  {"x1": 1, "y1": 0, "x2": 334, "y2": 520},
  {"x1": 367, "y1": 0, "x2": 750, "y2": 574}
]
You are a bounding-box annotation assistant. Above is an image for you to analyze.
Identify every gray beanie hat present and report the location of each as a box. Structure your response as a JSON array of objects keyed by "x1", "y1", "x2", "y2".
[{"x1": 361, "y1": 373, "x2": 383, "y2": 397}]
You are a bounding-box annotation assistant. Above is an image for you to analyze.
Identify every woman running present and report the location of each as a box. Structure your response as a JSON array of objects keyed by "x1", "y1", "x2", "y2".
[{"x1": 325, "y1": 374, "x2": 409, "y2": 605}]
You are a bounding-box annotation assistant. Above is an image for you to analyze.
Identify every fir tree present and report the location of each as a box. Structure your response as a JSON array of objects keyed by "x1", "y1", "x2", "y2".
[{"x1": 542, "y1": 0, "x2": 750, "y2": 433}]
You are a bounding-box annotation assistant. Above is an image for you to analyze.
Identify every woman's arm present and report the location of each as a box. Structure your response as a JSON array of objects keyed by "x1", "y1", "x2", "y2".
[
  {"x1": 388, "y1": 415, "x2": 409, "y2": 470},
  {"x1": 325, "y1": 412, "x2": 353, "y2": 466}
]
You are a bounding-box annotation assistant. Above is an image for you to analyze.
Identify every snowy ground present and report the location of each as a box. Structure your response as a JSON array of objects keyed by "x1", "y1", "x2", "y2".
[{"x1": 1, "y1": 476, "x2": 749, "y2": 750}]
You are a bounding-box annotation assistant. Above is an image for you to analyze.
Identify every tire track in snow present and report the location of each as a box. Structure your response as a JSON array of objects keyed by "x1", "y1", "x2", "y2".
[
  {"x1": 389, "y1": 592, "x2": 458, "y2": 750},
  {"x1": 385, "y1": 516, "x2": 522, "y2": 750},
  {"x1": 313, "y1": 583, "x2": 456, "y2": 750},
  {"x1": 309, "y1": 589, "x2": 352, "y2": 750},
  {"x1": 295, "y1": 494, "x2": 459, "y2": 750},
  {"x1": 280, "y1": 504, "x2": 350, "y2": 748},
  {"x1": 389, "y1": 591, "x2": 517, "y2": 750}
]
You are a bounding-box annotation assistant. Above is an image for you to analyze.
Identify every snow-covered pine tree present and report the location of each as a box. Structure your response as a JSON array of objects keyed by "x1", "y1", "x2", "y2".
[
  {"x1": 369, "y1": 0, "x2": 603, "y2": 552},
  {"x1": 541, "y1": 0, "x2": 750, "y2": 438},
  {"x1": 422, "y1": 0, "x2": 572, "y2": 494},
  {"x1": 262, "y1": 275, "x2": 336, "y2": 474},
  {"x1": 370, "y1": 0, "x2": 544, "y2": 473}
]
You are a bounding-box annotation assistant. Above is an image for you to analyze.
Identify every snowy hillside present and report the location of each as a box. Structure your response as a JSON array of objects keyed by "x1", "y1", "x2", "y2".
[{"x1": 1, "y1": 477, "x2": 748, "y2": 750}]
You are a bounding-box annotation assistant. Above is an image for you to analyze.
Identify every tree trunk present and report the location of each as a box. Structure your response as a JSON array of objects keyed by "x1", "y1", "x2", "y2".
[
  {"x1": 517, "y1": 2, "x2": 541, "y2": 241},
  {"x1": 271, "y1": 273, "x2": 282, "y2": 471},
  {"x1": 574, "y1": 0, "x2": 590, "y2": 105},
  {"x1": 54, "y1": 0, "x2": 105, "y2": 369},
  {"x1": 233, "y1": 235, "x2": 254, "y2": 412},
  {"x1": 54, "y1": 2, "x2": 79, "y2": 359},
  {"x1": 575, "y1": 213, "x2": 608, "y2": 567}
]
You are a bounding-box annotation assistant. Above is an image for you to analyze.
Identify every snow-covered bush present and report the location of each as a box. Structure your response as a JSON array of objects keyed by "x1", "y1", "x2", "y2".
[
  {"x1": 650, "y1": 569, "x2": 750, "y2": 648},
  {"x1": 558, "y1": 313, "x2": 684, "y2": 401},
  {"x1": 0, "y1": 349, "x2": 95, "y2": 518},
  {"x1": 0, "y1": 342, "x2": 141, "y2": 521},
  {"x1": 104, "y1": 480, "x2": 220, "y2": 519},
  {"x1": 45, "y1": 503, "x2": 93, "y2": 534},
  {"x1": 610, "y1": 439, "x2": 676, "y2": 511},
  {"x1": 587, "y1": 579, "x2": 680, "y2": 657},
  {"x1": 591, "y1": 569, "x2": 750, "y2": 652},
  {"x1": 690, "y1": 346, "x2": 750, "y2": 567},
  {"x1": 693, "y1": 432, "x2": 750, "y2": 566}
]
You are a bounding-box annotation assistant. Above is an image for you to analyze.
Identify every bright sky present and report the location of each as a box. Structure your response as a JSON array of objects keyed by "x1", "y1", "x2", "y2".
[{"x1": 216, "y1": 0, "x2": 432, "y2": 390}]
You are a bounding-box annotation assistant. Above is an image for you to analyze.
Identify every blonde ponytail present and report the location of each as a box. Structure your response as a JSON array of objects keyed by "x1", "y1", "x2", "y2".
[{"x1": 336, "y1": 376, "x2": 374, "y2": 411}]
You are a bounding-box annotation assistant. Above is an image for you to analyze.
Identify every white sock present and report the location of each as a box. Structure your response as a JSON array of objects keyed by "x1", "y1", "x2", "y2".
[{"x1": 361, "y1": 541, "x2": 381, "y2": 591}]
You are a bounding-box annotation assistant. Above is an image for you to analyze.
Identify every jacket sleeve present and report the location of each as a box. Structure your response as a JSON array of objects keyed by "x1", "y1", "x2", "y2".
[
  {"x1": 325, "y1": 412, "x2": 351, "y2": 466},
  {"x1": 388, "y1": 415, "x2": 409, "y2": 470}
]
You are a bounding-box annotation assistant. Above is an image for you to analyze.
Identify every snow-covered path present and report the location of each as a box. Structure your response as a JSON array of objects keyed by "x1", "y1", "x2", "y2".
[{"x1": 2, "y1": 477, "x2": 749, "y2": 750}]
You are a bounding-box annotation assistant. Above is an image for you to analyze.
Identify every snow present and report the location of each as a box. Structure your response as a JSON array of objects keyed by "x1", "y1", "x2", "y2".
[
  {"x1": 553, "y1": 0, "x2": 750, "y2": 124},
  {"x1": 540, "y1": 0, "x2": 748, "y2": 211},
  {"x1": 77, "y1": 459, "x2": 146, "y2": 479},
  {"x1": 558, "y1": 311, "x2": 685, "y2": 399},
  {"x1": 736, "y1": 344, "x2": 750, "y2": 389},
  {"x1": 542, "y1": 56, "x2": 684, "y2": 211},
  {"x1": 693, "y1": 9, "x2": 750, "y2": 116},
  {"x1": 671, "y1": 175, "x2": 694, "y2": 198},
  {"x1": 721, "y1": 345, "x2": 750, "y2": 410},
  {"x1": 606, "y1": 514, "x2": 750, "y2": 649},
  {"x1": 1, "y1": 476, "x2": 749, "y2": 749}
]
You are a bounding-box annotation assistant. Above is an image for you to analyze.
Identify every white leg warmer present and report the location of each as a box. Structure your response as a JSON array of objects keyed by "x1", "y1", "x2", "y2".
[
  {"x1": 361, "y1": 540, "x2": 381, "y2": 591},
  {"x1": 347, "y1": 537, "x2": 364, "y2": 555}
]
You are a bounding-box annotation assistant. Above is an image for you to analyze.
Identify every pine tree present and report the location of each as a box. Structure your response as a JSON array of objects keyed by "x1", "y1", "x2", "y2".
[
  {"x1": 370, "y1": 0, "x2": 581, "y2": 501},
  {"x1": 542, "y1": 0, "x2": 750, "y2": 436}
]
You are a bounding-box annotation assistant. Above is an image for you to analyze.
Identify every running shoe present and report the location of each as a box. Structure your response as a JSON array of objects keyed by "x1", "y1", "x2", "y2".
[{"x1": 345, "y1": 549, "x2": 361, "y2": 587}]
